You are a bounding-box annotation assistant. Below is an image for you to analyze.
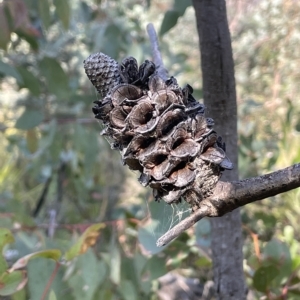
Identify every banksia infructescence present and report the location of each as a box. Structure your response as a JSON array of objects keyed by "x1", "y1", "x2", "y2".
[{"x1": 84, "y1": 53, "x2": 233, "y2": 210}]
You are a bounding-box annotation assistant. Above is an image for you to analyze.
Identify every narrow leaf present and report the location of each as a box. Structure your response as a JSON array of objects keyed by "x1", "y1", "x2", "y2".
[
  {"x1": 38, "y1": 0, "x2": 51, "y2": 30},
  {"x1": 64, "y1": 223, "x2": 105, "y2": 261},
  {"x1": 26, "y1": 129, "x2": 39, "y2": 153},
  {"x1": 53, "y1": 0, "x2": 70, "y2": 30},
  {"x1": 174, "y1": 0, "x2": 192, "y2": 16},
  {"x1": 159, "y1": 10, "x2": 180, "y2": 37},
  {"x1": 0, "y1": 6, "x2": 11, "y2": 50},
  {"x1": 9, "y1": 249, "x2": 61, "y2": 272}
]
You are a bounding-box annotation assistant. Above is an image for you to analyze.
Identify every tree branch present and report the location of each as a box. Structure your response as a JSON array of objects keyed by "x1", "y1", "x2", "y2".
[
  {"x1": 157, "y1": 163, "x2": 300, "y2": 247},
  {"x1": 146, "y1": 23, "x2": 168, "y2": 80}
]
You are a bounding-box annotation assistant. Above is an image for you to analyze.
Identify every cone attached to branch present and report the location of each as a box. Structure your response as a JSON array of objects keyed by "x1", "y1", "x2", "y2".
[{"x1": 84, "y1": 53, "x2": 232, "y2": 210}]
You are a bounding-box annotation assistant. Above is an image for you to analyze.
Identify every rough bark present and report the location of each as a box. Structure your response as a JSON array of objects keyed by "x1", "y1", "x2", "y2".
[{"x1": 192, "y1": 0, "x2": 245, "y2": 298}]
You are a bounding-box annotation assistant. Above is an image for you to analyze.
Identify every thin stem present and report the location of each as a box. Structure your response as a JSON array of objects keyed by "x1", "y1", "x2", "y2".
[
  {"x1": 156, "y1": 205, "x2": 210, "y2": 247},
  {"x1": 146, "y1": 23, "x2": 168, "y2": 80},
  {"x1": 157, "y1": 163, "x2": 300, "y2": 246}
]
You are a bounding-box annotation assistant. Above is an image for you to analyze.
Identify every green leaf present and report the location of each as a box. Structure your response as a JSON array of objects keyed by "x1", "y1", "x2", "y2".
[
  {"x1": 144, "y1": 256, "x2": 167, "y2": 280},
  {"x1": 263, "y1": 239, "x2": 292, "y2": 283},
  {"x1": 174, "y1": 0, "x2": 192, "y2": 16},
  {"x1": 0, "y1": 228, "x2": 14, "y2": 252},
  {"x1": 0, "y1": 6, "x2": 11, "y2": 50},
  {"x1": 16, "y1": 67, "x2": 40, "y2": 96},
  {"x1": 0, "y1": 61, "x2": 23, "y2": 83},
  {"x1": 195, "y1": 256, "x2": 212, "y2": 268},
  {"x1": 15, "y1": 109, "x2": 43, "y2": 130},
  {"x1": 138, "y1": 220, "x2": 167, "y2": 255},
  {"x1": 49, "y1": 290, "x2": 57, "y2": 300},
  {"x1": 159, "y1": 10, "x2": 180, "y2": 37},
  {"x1": 27, "y1": 258, "x2": 70, "y2": 300},
  {"x1": 9, "y1": 249, "x2": 61, "y2": 272},
  {"x1": 53, "y1": 0, "x2": 70, "y2": 30},
  {"x1": 0, "y1": 271, "x2": 27, "y2": 296},
  {"x1": 195, "y1": 219, "x2": 211, "y2": 248},
  {"x1": 11, "y1": 287, "x2": 26, "y2": 300},
  {"x1": 38, "y1": 0, "x2": 51, "y2": 30},
  {"x1": 64, "y1": 223, "x2": 105, "y2": 261},
  {"x1": 110, "y1": 242, "x2": 121, "y2": 285},
  {"x1": 26, "y1": 129, "x2": 39, "y2": 153},
  {"x1": 0, "y1": 228, "x2": 14, "y2": 274},
  {"x1": 39, "y1": 57, "x2": 69, "y2": 99},
  {"x1": 69, "y1": 250, "x2": 107, "y2": 300},
  {"x1": 119, "y1": 280, "x2": 138, "y2": 300},
  {"x1": 253, "y1": 265, "x2": 279, "y2": 292},
  {"x1": 14, "y1": 29, "x2": 39, "y2": 51}
]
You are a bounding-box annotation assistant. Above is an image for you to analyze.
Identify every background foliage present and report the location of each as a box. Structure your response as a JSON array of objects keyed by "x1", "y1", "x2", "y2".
[{"x1": 0, "y1": 0, "x2": 300, "y2": 299}]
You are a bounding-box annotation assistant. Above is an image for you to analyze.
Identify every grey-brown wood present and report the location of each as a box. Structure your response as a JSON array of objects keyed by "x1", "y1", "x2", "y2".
[
  {"x1": 157, "y1": 163, "x2": 300, "y2": 247},
  {"x1": 192, "y1": 0, "x2": 245, "y2": 298}
]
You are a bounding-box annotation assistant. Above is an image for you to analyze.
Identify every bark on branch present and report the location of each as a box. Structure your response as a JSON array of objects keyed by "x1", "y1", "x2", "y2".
[{"x1": 157, "y1": 163, "x2": 300, "y2": 247}]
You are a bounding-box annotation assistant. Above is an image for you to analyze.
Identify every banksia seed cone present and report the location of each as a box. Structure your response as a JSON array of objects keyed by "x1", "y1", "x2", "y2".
[{"x1": 84, "y1": 53, "x2": 233, "y2": 210}]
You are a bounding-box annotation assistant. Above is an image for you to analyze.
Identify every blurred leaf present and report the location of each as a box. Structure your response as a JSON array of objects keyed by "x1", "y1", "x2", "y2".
[
  {"x1": 263, "y1": 239, "x2": 292, "y2": 283},
  {"x1": 174, "y1": 0, "x2": 192, "y2": 16},
  {"x1": 160, "y1": 10, "x2": 180, "y2": 37},
  {"x1": 0, "y1": 228, "x2": 14, "y2": 252},
  {"x1": 9, "y1": 249, "x2": 61, "y2": 272},
  {"x1": 69, "y1": 250, "x2": 107, "y2": 300},
  {"x1": 27, "y1": 258, "x2": 71, "y2": 300},
  {"x1": 39, "y1": 57, "x2": 69, "y2": 99},
  {"x1": 138, "y1": 220, "x2": 167, "y2": 255},
  {"x1": 15, "y1": 109, "x2": 43, "y2": 130},
  {"x1": 283, "y1": 225, "x2": 294, "y2": 244},
  {"x1": 110, "y1": 242, "x2": 121, "y2": 285},
  {"x1": 195, "y1": 218, "x2": 211, "y2": 248},
  {"x1": 14, "y1": 29, "x2": 39, "y2": 51},
  {"x1": 253, "y1": 265, "x2": 279, "y2": 292},
  {"x1": 0, "y1": 228, "x2": 14, "y2": 274},
  {"x1": 0, "y1": 61, "x2": 23, "y2": 83},
  {"x1": 0, "y1": 270, "x2": 27, "y2": 296},
  {"x1": 64, "y1": 223, "x2": 105, "y2": 261},
  {"x1": 16, "y1": 67, "x2": 40, "y2": 96},
  {"x1": 53, "y1": 0, "x2": 70, "y2": 30},
  {"x1": 38, "y1": 0, "x2": 51, "y2": 30},
  {"x1": 296, "y1": 118, "x2": 300, "y2": 132},
  {"x1": 0, "y1": 6, "x2": 11, "y2": 50},
  {"x1": 26, "y1": 129, "x2": 38, "y2": 153},
  {"x1": 195, "y1": 256, "x2": 212, "y2": 268},
  {"x1": 144, "y1": 256, "x2": 167, "y2": 280},
  {"x1": 11, "y1": 287, "x2": 26, "y2": 300},
  {"x1": 119, "y1": 280, "x2": 138, "y2": 300},
  {"x1": 49, "y1": 290, "x2": 57, "y2": 300}
]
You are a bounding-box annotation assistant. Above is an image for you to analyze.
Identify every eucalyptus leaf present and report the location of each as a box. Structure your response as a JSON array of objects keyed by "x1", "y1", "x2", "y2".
[
  {"x1": 253, "y1": 265, "x2": 279, "y2": 292},
  {"x1": 0, "y1": 6, "x2": 11, "y2": 50},
  {"x1": 174, "y1": 0, "x2": 192, "y2": 16},
  {"x1": 38, "y1": 0, "x2": 51, "y2": 30},
  {"x1": 15, "y1": 109, "x2": 43, "y2": 130},
  {"x1": 0, "y1": 271, "x2": 27, "y2": 296},
  {"x1": 53, "y1": 0, "x2": 70, "y2": 30},
  {"x1": 0, "y1": 61, "x2": 23, "y2": 83},
  {"x1": 17, "y1": 67, "x2": 40, "y2": 96},
  {"x1": 39, "y1": 57, "x2": 69, "y2": 99},
  {"x1": 159, "y1": 10, "x2": 180, "y2": 37}
]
